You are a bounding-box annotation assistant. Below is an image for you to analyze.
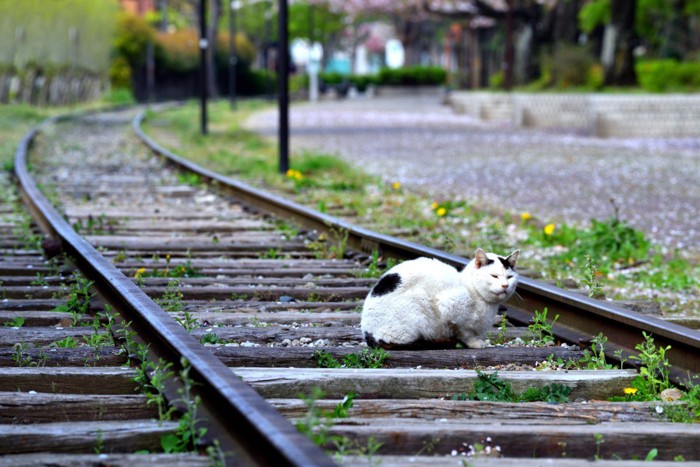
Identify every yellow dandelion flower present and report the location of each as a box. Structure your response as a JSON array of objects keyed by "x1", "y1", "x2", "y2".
[
  {"x1": 543, "y1": 223, "x2": 556, "y2": 236},
  {"x1": 623, "y1": 387, "x2": 638, "y2": 395},
  {"x1": 392, "y1": 181, "x2": 401, "y2": 190},
  {"x1": 436, "y1": 207, "x2": 447, "y2": 217},
  {"x1": 521, "y1": 212, "x2": 532, "y2": 222},
  {"x1": 430, "y1": 202, "x2": 439, "y2": 210},
  {"x1": 134, "y1": 267, "x2": 146, "y2": 278},
  {"x1": 286, "y1": 169, "x2": 303, "y2": 181}
]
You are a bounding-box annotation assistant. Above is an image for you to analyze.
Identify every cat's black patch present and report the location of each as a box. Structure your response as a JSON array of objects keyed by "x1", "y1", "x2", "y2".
[
  {"x1": 370, "y1": 273, "x2": 401, "y2": 297},
  {"x1": 370, "y1": 337, "x2": 460, "y2": 350},
  {"x1": 364, "y1": 331, "x2": 379, "y2": 348},
  {"x1": 498, "y1": 256, "x2": 515, "y2": 271}
]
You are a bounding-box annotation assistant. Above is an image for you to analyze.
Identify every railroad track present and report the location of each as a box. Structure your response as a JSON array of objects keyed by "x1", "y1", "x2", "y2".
[{"x1": 1, "y1": 106, "x2": 699, "y2": 465}]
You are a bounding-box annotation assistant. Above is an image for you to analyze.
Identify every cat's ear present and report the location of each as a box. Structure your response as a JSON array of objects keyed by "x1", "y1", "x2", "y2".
[
  {"x1": 473, "y1": 248, "x2": 489, "y2": 268},
  {"x1": 506, "y1": 250, "x2": 520, "y2": 268}
]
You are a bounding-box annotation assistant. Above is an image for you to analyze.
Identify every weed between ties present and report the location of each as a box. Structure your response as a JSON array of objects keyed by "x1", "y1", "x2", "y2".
[
  {"x1": 450, "y1": 370, "x2": 572, "y2": 403},
  {"x1": 314, "y1": 348, "x2": 389, "y2": 369},
  {"x1": 296, "y1": 388, "x2": 383, "y2": 462}
]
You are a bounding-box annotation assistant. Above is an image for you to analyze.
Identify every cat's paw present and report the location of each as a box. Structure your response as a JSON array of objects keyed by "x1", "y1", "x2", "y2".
[{"x1": 465, "y1": 337, "x2": 486, "y2": 349}]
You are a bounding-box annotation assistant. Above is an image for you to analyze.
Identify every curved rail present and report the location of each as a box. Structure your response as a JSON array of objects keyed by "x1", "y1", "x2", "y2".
[
  {"x1": 14, "y1": 111, "x2": 335, "y2": 467},
  {"x1": 134, "y1": 109, "x2": 700, "y2": 384}
]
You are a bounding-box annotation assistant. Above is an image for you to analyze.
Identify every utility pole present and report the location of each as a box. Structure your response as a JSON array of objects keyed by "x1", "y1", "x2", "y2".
[{"x1": 278, "y1": 0, "x2": 289, "y2": 173}]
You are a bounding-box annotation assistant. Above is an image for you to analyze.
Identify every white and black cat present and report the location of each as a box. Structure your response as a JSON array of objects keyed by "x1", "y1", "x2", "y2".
[{"x1": 361, "y1": 248, "x2": 519, "y2": 349}]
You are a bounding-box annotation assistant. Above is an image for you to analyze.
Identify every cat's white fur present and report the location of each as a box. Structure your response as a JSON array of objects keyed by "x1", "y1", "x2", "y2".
[{"x1": 361, "y1": 248, "x2": 519, "y2": 349}]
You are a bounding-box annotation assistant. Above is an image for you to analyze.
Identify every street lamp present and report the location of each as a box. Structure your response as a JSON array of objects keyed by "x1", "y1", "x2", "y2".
[
  {"x1": 308, "y1": 42, "x2": 322, "y2": 102},
  {"x1": 278, "y1": 0, "x2": 289, "y2": 174},
  {"x1": 199, "y1": 0, "x2": 208, "y2": 135},
  {"x1": 232, "y1": 0, "x2": 288, "y2": 172}
]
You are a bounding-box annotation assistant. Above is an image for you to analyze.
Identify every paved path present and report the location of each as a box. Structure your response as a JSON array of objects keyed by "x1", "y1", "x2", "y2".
[{"x1": 245, "y1": 95, "x2": 700, "y2": 257}]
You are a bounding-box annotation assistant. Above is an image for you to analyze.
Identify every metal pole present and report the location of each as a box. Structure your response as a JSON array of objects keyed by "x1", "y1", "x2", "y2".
[
  {"x1": 278, "y1": 0, "x2": 289, "y2": 173},
  {"x1": 199, "y1": 0, "x2": 208, "y2": 135},
  {"x1": 229, "y1": 1, "x2": 238, "y2": 109},
  {"x1": 264, "y1": 8, "x2": 272, "y2": 97},
  {"x1": 146, "y1": 42, "x2": 155, "y2": 102}
]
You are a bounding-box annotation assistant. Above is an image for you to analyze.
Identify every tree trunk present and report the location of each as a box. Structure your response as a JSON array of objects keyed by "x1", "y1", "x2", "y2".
[
  {"x1": 514, "y1": 24, "x2": 533, "y2": 85},
  {"x1": 660, "y1": 0, "x2": 684, "y2": 60},
  {"x1": 602, "y1": 0, "x2": 637, "y2": 86},
  {"x1": 553, "y1": 0, "x2": 581, "y2": 44},
  {"x1": 503, "y1": 0, "x2": 514, "y2": 89}
]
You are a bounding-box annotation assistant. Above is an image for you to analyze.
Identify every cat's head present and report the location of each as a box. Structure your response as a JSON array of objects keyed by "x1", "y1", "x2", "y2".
[{"x1": 469, "y1": 248, "x2": 519, "y2": 303}]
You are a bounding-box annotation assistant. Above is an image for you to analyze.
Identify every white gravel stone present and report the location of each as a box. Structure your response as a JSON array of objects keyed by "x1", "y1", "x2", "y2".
[{"x1": 245, "y1": 96, "x2": 700, "y2": 256}]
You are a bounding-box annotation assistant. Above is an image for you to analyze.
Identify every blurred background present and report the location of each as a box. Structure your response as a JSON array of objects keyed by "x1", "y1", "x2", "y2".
[{"x1": 1, "y1": 0, "x2": 699, "y2": 106}]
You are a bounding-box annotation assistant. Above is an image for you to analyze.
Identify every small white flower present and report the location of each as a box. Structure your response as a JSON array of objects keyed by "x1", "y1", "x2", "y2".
[
  {"x1": 451, "y1": 450, "x2": 458, "y2": 456},
  {"x1": 655, "y1": 405, "x2": 664, "y2": 414}
]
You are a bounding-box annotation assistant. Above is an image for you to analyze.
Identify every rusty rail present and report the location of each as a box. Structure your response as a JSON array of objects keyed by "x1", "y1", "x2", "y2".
[
  {"x1": 134, "y1": 109, "x2": 700, "y2": 385},
  {"x1": 14, "y1": 111, "x2": 335, "y2": 467}
]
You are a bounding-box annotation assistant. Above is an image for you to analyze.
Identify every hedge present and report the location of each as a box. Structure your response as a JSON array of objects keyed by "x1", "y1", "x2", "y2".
[
  {"x1": 637, "y1": 60, "x2": 700, "y2": 92},
  {"x1": 377, "y1": 66, "x2": 447, "y2": 86}
]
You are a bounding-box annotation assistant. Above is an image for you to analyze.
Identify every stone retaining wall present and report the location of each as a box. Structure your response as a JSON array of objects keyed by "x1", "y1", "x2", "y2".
[
  {"x1": 0, "y1": 71, "x2": 109, "y2": 106},
  {"x1": 449, "y1": 91, "x2": 700, "y2": 137},
  {"x1": 374, "y1": 85, "x2": 448, "y2": 99}
]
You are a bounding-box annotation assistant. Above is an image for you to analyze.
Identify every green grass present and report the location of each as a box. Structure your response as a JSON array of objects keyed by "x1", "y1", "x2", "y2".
[
  {"x1": 144, "y1": 100, "x2": 367, "y2": 192},
  {"x1": 0, "y1": 101, "x2": 122, "y2": 169},
  {"x1": 0, "y1": 105, "x2": 57, "y2": 169},
  {"x1": 142, "y1": 100, "x2": 699, "y2": 315}
]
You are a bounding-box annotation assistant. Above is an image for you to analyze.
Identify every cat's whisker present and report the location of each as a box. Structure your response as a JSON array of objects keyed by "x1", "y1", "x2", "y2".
[{"x1": 512, "y1": 290, "x2": 526, "y2": 303}]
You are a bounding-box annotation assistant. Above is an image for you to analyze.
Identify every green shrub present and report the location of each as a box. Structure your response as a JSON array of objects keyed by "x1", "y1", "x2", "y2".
[
  {"x1": 550, "y1": 45, "x2": 601, "y2": 89},
  {"x1": 113, "y1": 13, "x2": 154, "y2": 68},
  {"x1": 534, "y1": 216, "x2": 651, "y2": 271},
  {"x1": 489, "y1": 71, "x2": 504, "y2": 89},
  {"x1": 112, "y1": 16, "x2": 264, "y2": 97},
  {"x1": 241, "y1": 68, "x2": 276, "y2": 96},
  {"x1": 109, "y1": 56, "x2": 132, "y2": 89},
  {"x1": 102, "y1": 87, "x2": 135, "y2": 105},
  {"x1": 637, "y1": 60, "x2": 700, "y2": 92},
  {"x1": 319, "y1": 72, "x2": 345, "y2": 85},
  {"x1": 348, "y1": 74, "x2": 377, "y2": 92},
  {"x1": 215, "y1": 32, "x2": 255, "y2": 66},
  {"x1": 377, "y1": 66, "x2": 447, "y2": 86},
  {"x1": 290, "y1": 73, "x2": 309, "y2": 93},
  {"x1": 155, "y1": 29, "x2": 198, "y2": 73}
]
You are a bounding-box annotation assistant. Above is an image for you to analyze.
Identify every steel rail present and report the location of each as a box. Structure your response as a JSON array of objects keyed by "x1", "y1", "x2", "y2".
[
  {"x1": 14, "y1": 111, "x2": 335, "y2": 467},
  {"x1": 135, "y1": 108, "x2": 700, "y2": 384}
]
